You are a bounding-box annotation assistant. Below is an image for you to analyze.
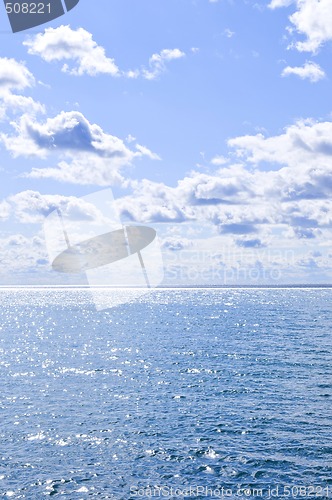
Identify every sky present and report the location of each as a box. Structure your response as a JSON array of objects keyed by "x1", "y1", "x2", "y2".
[{"x1": 0, "y1": 0, "x2": 332, "y2": 286}]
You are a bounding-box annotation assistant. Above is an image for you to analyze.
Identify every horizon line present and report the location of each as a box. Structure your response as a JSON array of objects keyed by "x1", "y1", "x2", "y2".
[{"x1": 0, "y1": 284, "x2": 331, "y2": 290}]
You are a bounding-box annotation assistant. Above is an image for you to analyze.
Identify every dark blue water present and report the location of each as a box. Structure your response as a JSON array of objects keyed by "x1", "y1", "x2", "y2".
[{"x1": 0, "y1": 289, "x2": 331, "y2": 499}]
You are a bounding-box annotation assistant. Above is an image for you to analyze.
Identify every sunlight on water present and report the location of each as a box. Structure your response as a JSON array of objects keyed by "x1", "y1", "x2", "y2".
[{"x1": 0, "y1": 288, "x2": 331, "y2": 498}]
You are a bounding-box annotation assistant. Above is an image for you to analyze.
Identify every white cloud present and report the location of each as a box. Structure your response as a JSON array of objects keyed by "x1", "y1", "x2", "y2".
[
  {"x1": 135, "y1": 144, "x2": 161, "y2": 160},
  {"x1": 281, "y1": 61, "x2": 325, "y2": 81},
  {"x1": 0, "y1": 58, "x2": 44, "y2": 120},
  {"x1": 24, "y1": 25, "x2": 120, "y2": 76},
  {"x1": 0, "y1": 201, "x2": 10, "y2": 220},
  {"x1": 142, "y1": 49, "x2": 186, "y2": 80},
  {"x1": 224, "y1": 28, "x2": 235, "y2": 38},
  {"x1": 290, "y1": 0, "x2": 332, "y2": 53},
  {"x1": 0, "y1": 233, "x2": 48, "y2": 275},
  {"x1": 26, "y1": 155, "x2": 127, "y2": 186},
  {"x1": 23, "y1": 25, "x2": 186, "y2": 81},
  {"x1": 269, "y1": 0, "x2": 295, "y2": 8},
  {"x1": 2, "y1": 94, "x2": 45, "y2": 115},
  {"x1": 228, "y1": 119, "x2": 332, "y2": 169},
  {"x1": 117, "y1": 167, "x2": 266, "y2": 229},
  {"x1": 1, "y1": 110, "x2": 136, "y2": 160},
  {"x1": 9, "y1": 190, "x2": 105, "y2": 224},
  {"x1": 211, "y1": 155, "x2": 228, "y2": 166},
  {"x1": 1, "y1": 110, "x2": 160, "y2": 185},
  {"x1": 117, "y1": 178, "x2": 195, "y2": 224},
  {"x1": 0, "y1": 58, "x2": 34, "y2": 95},
  {"x1": 270, "y1": 0, "x2": 332, "y2": 53}
]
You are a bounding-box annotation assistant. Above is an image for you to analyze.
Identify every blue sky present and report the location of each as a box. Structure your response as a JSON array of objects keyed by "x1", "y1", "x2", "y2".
[{"x1": 0, "y1": 0, "x2": 332, "y2": 285}]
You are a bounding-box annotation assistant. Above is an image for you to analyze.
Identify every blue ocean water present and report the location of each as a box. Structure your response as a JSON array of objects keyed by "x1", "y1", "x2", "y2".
[{"x1": 0, "y1": 288, "x2": 331, "y2": 499}]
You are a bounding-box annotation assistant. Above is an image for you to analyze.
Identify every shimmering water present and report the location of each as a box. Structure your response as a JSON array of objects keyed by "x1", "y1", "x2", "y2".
[{"x1": 0, "y1": 288, "x2": 331, "y2": 499}]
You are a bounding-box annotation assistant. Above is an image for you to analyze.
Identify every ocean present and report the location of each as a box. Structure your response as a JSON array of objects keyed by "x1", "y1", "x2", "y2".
[{"x1": 0, "y1": 288, "x2": 331, "y2": 499}]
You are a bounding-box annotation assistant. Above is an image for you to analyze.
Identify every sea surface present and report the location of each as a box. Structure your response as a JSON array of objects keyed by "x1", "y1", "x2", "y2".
[{"x1": 0, "y1": 288, "x2": 331, "y2": 499}]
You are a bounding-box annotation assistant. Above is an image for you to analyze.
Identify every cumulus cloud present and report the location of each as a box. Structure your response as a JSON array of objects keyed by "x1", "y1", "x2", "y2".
[
  {"x1": 289, "y1": 0, "x2": 332, "y2": 53},
  {"x1": 114, "y1": 118, "x2": 332, "y2": 250},
  {"x1": 9, "y1": 190, "x2": 105, "y2": 224},
  {"x1": 1, "y1": 110, "x2": 160, "y2": 185},
  {"x1": 178, "y1": 168, "x2": 255, "y2": 205},
  {"x1": 270, "y1": 0, "x2": 332, "y2": 53},
  {"x1": 119, "y1": 170, "x2": 264, "y2": 225},
  {"x1": 13, "y1": 111, "x2": 133, "y2": 158},
  {"x1": 281, "y1": 61, "x2": 325, "y2": 82},
  {"x1": 118, "y1": 179, "x2": 193, "y2": 224},
  {"x1": 23, "y1": 25, "x2": 186, "y2": 80},
  {"x1": 26, "y1": 155, "x2": 127, "y2": 186},
  {"x1": 0, "y1": 58, "x2": 34, "y2": 95},
  {"x1": 0, "y1": 57, "x2": 43, "y2": 119},
  {"x1": 117, "y1": 169, "x2": 267, "y2": 229},
  {"x1": 282, "y1": 199, "x2": 332, "y2": 227},
  {"x1": 24, "y1": 25, "x2": 120, "y2": 76},
  {"x1": 228, "y1": 119, "x2": 332, "y2": 169},
  {"x1": 1, "y1": 94, "x2": 45, "y2": 115},
  {"x1": 27, "y1": 147, "x2": 160, "y2": 187},
  {"x1": 0, "y1": 233, "x2": 49, "y2": 275}
]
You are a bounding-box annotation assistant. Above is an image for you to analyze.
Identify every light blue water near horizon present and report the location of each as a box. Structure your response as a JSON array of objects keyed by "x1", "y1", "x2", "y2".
[{"x1": 0, "y1": 288, "x2": 331, "y2": 499}]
